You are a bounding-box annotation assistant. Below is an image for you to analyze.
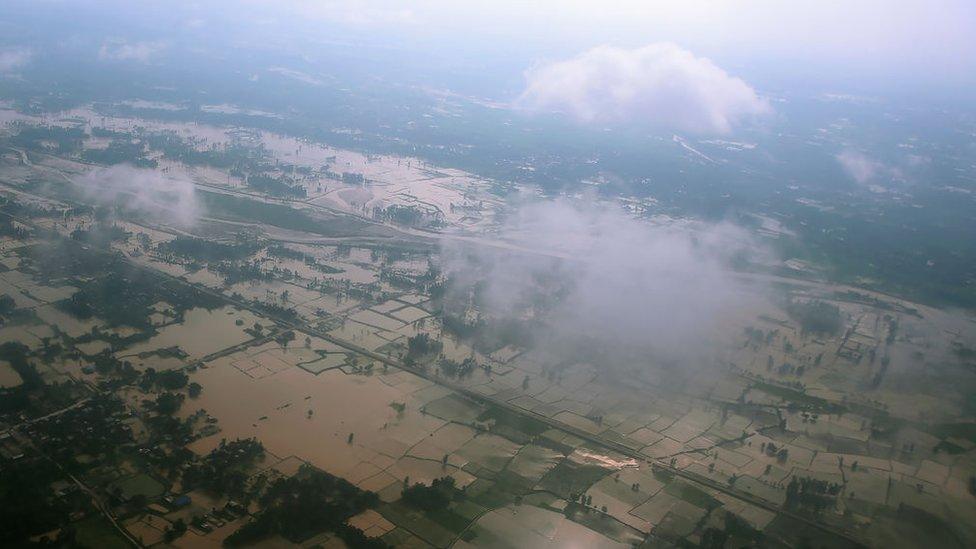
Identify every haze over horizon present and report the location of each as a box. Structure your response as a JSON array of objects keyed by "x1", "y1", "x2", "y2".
[{"x1": 2, "y1": 0, "x2": 975, "y2": 105}]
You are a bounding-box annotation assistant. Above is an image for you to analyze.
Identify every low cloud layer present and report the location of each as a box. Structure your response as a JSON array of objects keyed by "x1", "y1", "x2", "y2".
[
  {"x1": 515, "y1": 43, "x2": 770, "y2": 134},
  {"x1": 98, "y1": 40, "x2": 166, "y2": 63},
  {"x1": 836, "y1": 149, "x2": 903, "y2": 185},
  {"x1": 442, "y1": 198, "x2": 766, "y2": 367},
  {"x1": 73, "y1": 165, "x2": 201, "y2": 226},
  {"x1": 0, "y1": 48, "x2": 31, "y2": 72}
]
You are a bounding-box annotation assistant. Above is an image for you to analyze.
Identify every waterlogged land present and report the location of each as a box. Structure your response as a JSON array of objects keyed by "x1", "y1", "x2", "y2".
[
  {"x1": 0, "y1": 109, "x2": 974, "y2": 549},
  {"x1": 0, "y1": 105, "x2": 506, "y2": 234}
]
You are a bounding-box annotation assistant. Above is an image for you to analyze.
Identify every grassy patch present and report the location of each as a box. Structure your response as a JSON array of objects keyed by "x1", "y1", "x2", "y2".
[
  {"x1": 469, "y1": 483, "x2": 518, "y2": 509},
  {"x1": 491, "y1": 470, "x2": 537, "y2": 495},
  {"x1": 200, "y1": 191, "x2": 378, "y2": 237},
  {"x1": 477, "y1": 404, "x2": 549, "y2": 443},
  {"x1": 73, "y1": 516, "x2": 131, "y2": 549},
  {"x1": 427, "y1": 507, "x2": 472, "y2": 533},
  {"x1": 536, "y1": 460, "x2": 609, "y2": 500},
  {"x1": 664, "y1": 481, "x2": 721, "y2": 511},
  {"x1": 377, "y1": 502, "x2": 455, "y2": 548},
  {"x1": 931, "y1": 422, "x2": 976, "y2": 444},
  {"x1": 752, "y1": 381, "x2": 843, "y2": 413},
  {"x1": 562, "y1": 503, "x2": 643, "y2": 544},
  {"x1": 110, "y1": 473, "x2": 165, "y2": 501}
]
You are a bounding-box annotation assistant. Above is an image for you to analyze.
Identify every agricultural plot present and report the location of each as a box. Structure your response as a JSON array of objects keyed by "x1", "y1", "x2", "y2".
[{"x1": 456, "y1": 504, "x2": 631, "y2": 549}]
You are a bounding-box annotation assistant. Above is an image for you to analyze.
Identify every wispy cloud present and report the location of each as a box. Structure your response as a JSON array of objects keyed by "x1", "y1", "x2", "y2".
[
  {"x1": 0, "y1": 48, "x2": 31, "y2": 72},
  {"x1": 515, "y1": 43, "x2": 770, "y2": 134},
  {"x1": 73, "y1": 165, "x2": 202, "y2": 227},
  {"x1": 836, "y1": 149, "x2": 903, "y2": 185},
  {"x1": 98, "y1": 39, "x2": 166, "y2": 63},
  {"x1": 442, "y1": 197, "x2": 767, "y2": 365}
]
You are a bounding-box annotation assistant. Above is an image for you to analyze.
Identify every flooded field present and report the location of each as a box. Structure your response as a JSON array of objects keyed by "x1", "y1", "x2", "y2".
[
  {"x1": 0, "y1": 361, "x2": 22, "y2": 388},
  {"x1": 1, "y1": 101, "x2": 974, "y2": 549},
  {"x1": 0, "y1": 105, "x2": 508, "y2": 235},
  {"x1": 121, "y1": 307, "x2": 259, "y2": 363},
  {"x1": 457, "y1": 503, "x2": 633, "y2": 549},
  {"x1": 182, "y1": 354, "x2": 449, "y2": 488}
]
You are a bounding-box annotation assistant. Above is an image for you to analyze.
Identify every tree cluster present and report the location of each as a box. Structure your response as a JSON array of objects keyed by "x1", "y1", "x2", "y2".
[
  {"x1": 224, "y1": 464, "x2": 382, "y2": 547},
  {"x1": 401, "y1": 476, "x2": 459, "y2": 512}
]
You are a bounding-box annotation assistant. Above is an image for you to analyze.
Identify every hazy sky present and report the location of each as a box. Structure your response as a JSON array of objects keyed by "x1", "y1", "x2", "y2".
[
  {"x1": 3, "y1": 0, "x2": 975, "y2": 103},
  {"x1": 256, "y1": 0, "x2": 976, "y2": 95}
]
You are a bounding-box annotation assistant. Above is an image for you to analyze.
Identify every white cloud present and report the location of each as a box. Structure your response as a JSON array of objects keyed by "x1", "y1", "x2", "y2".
[
  {"x1": 515, "y1": 43, "x2": 770, "y2": 134},
  {"x1": 441, "y1": 197, "x2": 768, "y2": 364},
  {"x1": 836, "y1": 150, "x2": 879, "y2": 183},
  {"x1": 836, "y1": 149, "x2": 902, "y2": 184},
  {"x1": 0, "y1": 48, "x2": 31, "y2": 72},
  {"x1": 74, "y1": 165, "x2": 202, "y2": 227},
  {"x1": 98, "y1": 40, "x2": 166, "y2": 63}
]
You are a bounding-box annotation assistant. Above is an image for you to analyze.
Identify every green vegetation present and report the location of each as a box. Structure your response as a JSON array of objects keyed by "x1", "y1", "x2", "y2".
[
  {"x1": 58, "y1": 271, "x2": 158, "y2": 329},
  {"x1": 73, "y1": 516, "x2": 131, "y2": 549},
  {"x1": 28, "y1": 237, "x2": 222, "y2": 333},
  {"x1": 787, "y1": 300, "x2": 843, "y2": 335},
  {"x1": 81, "y1": 139, "x2": 157, "y2": 168},
  {"x1": 31, "y1": 394, "x2": 134, "y2": 470},
  {"x1": 182, "y1": 438, "x2": 264, "y2": 498},
  {"x1": 139, "y1": 368, "x2": 188, "y2": 391},
  {"x1": 0, "y1": 218, "x2": 29, "y2": 240},
  {"x1": 401, "y1": 476, "x2": 459, "y2": 512},
  {"x1": 10, "y1": 125, "x2": 84, "y2": 154},
  {"x1": 664, "y1": 481, "x2": 721, "y2": 511},
  {"x1": 438, "y1": 357, "x2": 477, "y2": 378},
  {"x1": 0, "y1": 459, "x2": 72, "y2": 545},
  {"x1": 752, "y1": 381, "x2": 844, "y2": 414},
  {"x1": 377, "y1": 204, "x2": 426, "y2": 227},
  {"x1": 406, "y1": 333, "x2": 443, "y2": 361},
  {"x1": 0, "y1": 342, "x2": 46, "y2": 413},
  {"x1": 25, "y1": 239, "x2": 118, "y2": 280},
  {"x1": 158, "y1": 235, "x2": 259, "y2": 262},
  {"x1": 953, "y1": 342, "x2": 976, "y2": 362},
  {"x1": 200, "y1": 191, "x2": 376, "y2": 237},
  {"x1": 784, "y1": 476, "x2": 841, "y2": 514},
  {"x1": 266, "y1": 244, "x2": 308, "y2": 261},
  {"x1": 247, "y1": 174, "x2": 307, "y2": 198},
  {"x1": 931, "y1": 422, "x2": 976, "y2": 445},
  {"x1": 537, "y1": 460, "x2": 609, "y2": 500},
  {"x1": 0, "y1": 294, "x2": 15, "y2": 316},
  {"x1": 700, "y1": 511, "x2": 763, "y2": 548},
  {"x1": 214, "y1": 261, "x2": 272, "y2": 284},
  {"x1": 153, "y1": 392, "x2": 184, "y2": 415},
  {"x1": 224, "y1": 464, "x2": 382, "y2": 547},
  {"x1": 110, "y1": 473, "x2": 165, "y2": 501},
  {"x1": 441, "y1": 312, "x2": 535, "y2": 354},
  {"x1": 142, "y1": 133, "x2": 267, "y2": 172},
  {"x1": 70, "y1": 224, "x2": 130, "y2": 249},
  {"x1": 477, "y1": 403, "x2": 550, "y2": 442}
]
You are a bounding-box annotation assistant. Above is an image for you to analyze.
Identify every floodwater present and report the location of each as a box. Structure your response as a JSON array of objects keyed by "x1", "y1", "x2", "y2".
[
  {"x1": 182, "y1": 358, "x2": 447, "y2": 484},
  {"x1": 122, "y1": 307, "x2": 258, "y2": 361},
  {"x1": 34, "y1": 304, "x2": 98, "y2": 338},
  {"x1": 319, "y1": 261, "x2": 377, "y2": 284},
  {"x1": 0, "y1": 325, "x2": 42, "y2": 348},
  {"x1": 455, "y1": 504, "x2": 631, "y2": 549},
  {"x1": 0, "y1": 361, "x2": 23, "y2": 388}
]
